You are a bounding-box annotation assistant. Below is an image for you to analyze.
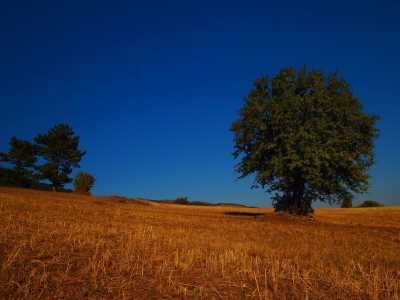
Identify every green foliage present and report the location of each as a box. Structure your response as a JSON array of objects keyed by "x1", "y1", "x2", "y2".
[
  {"x1": 175, "y1": 196, "x2": 189, "y2": 204},
  {"x1": 35, "y1": 124, "x2": 86, "y2": 190},
  {"x1": 0, "y1": 124, "x2": 88, "y2": 192},
  {"x1": 231, "y1": 67, "x2": 379, "y2": 215},
  {"x1": 73, "y1": 172, "x2": 95, "y2": 194},
  {"x1": 358, "y1": 200, "x2": 383, "y2": 207},
  {"x1": 0, "y1": 137, "x2": 38, "y2": 187},
  {"x1": 341, "y1": 196, "x2": 353, "y2": 208}
]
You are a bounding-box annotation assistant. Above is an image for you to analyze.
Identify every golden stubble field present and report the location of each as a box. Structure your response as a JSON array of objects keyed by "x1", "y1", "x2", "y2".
[{"x1": 0, "y1": 187, "x2": 399, "y2": 299}]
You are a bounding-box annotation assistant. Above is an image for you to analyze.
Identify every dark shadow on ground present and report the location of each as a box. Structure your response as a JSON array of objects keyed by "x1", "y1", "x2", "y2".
[{"x1": 224, "y1": 211, "x2": 265, "y2": 217}]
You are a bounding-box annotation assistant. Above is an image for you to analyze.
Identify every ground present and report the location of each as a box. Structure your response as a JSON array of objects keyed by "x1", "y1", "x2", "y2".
[{"x1": 0, "y1": 187, "x2": 399, "y2": 299}]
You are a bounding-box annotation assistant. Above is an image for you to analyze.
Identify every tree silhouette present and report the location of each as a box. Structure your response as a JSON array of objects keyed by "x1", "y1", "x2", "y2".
[
  {"x1": 231, "y1": 67, "x2": 379, "y2": 215},
  {"x1": 0, "y1": 137, "x2": 38, "y2": 187},
  {"x1": 35, "y1": 124, "x2": 86, "y2": 190}
]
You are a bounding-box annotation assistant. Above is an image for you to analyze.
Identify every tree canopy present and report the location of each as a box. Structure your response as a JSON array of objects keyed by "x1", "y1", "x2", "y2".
[
  {"x1": 0, "y1": 137, "x2": 38, "y2": 187},
  {"x1": 231, "y1": 67, "x2": 379, "y2": 215},
  {"x1": 0, "y1": 123, "x2": 87, "y2": 191},
  {"x1": 35, "y1": 124, "x2": 86, "y2": 190}
]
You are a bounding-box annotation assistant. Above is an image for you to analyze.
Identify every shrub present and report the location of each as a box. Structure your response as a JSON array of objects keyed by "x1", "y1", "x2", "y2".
[
  {"x1": 358, "y1": 200, "x2": 383, "y2": 207},
  {"x1": 73, "y1": 172, "x2": 95, "y2": 194}
]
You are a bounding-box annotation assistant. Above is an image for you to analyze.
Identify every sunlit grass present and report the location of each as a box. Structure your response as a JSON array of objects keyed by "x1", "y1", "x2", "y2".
[{"x1": 0, "y1": 187, "x2": 399, "y2": 299}]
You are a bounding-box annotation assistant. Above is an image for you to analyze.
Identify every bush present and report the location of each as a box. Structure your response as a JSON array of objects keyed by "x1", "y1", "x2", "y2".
[
  {"x1": 73, "y1": 172, "x2": 95, "y2": 194},
  {"x1": 358, "y1": 200, "x2": 383, "y2": 208}
]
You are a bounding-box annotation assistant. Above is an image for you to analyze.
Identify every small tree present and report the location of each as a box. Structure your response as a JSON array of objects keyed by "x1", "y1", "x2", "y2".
[
  {"x1": 35, "y1": 124, "x2": 86, "y2": 191},
  {"x1": 0, "y1": 137, "x2": 38, "y2": 187},
  {"x1": 231, "y1": 67, "x2": 379, "y2": 215},
  {"x1": 73, "y1": 172, "x2": 95, "y2": 194}
]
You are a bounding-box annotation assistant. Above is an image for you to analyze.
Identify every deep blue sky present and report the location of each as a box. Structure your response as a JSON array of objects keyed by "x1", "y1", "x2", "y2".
[{"x1": 1, "y1": 1, "x2": 399, "y2": 206}]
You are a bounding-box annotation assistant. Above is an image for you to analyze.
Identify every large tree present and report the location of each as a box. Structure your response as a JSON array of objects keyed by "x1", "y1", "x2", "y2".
[
  {"x1": 35, "y1": 124, "x2": 86, "y2": 190},
  {"x1": 231, "y1": 67, "x2": 379, "y2": 215},
  {"x1": 0, "y1": 137, "x2": 38, "y2": 187}
]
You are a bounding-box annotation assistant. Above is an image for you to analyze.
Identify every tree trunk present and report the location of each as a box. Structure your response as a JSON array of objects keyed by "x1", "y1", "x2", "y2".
[{"x1": 274, "y1": 183, "x2": 314, "y2": 215}]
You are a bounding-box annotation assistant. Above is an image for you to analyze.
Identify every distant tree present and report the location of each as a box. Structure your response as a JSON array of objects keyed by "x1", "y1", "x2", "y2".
[
  {"x1": 175, "y1": 196, "x2": 189, "y2": 204},
  {"x1": 231, "y1": 67, "x2": 379, "y2": 215},
  {"x1": 35, "y1": 124, "x2": 86, "y2": 191},
  {"x1": 341, "y1": 196, "x2": 353, "y2": 208},
  {"x1": 73, "y1": 172, "x2": 95, "y2": 194},
  {"x1": 358, "y1": 200, "x2": 383, "y2": 207},
  {"x1": 0, "y1": 137, "x2": 38, "y2": 187}
]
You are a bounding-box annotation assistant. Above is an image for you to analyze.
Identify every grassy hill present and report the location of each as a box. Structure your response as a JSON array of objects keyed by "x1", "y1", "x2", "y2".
[{"x1": 0, "y1": 187, "x2": 399, "y2": 299}]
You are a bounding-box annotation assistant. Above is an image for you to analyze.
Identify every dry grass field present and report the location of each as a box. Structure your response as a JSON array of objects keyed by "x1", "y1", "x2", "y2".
[{"x1": 0, "y1": 187, "x2": 399, "y2": 299}]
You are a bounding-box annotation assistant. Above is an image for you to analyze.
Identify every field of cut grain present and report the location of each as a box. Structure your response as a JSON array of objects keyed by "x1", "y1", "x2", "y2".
[{"x1": 0, "y1": 187, "x2": 399, "y2": 299}]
